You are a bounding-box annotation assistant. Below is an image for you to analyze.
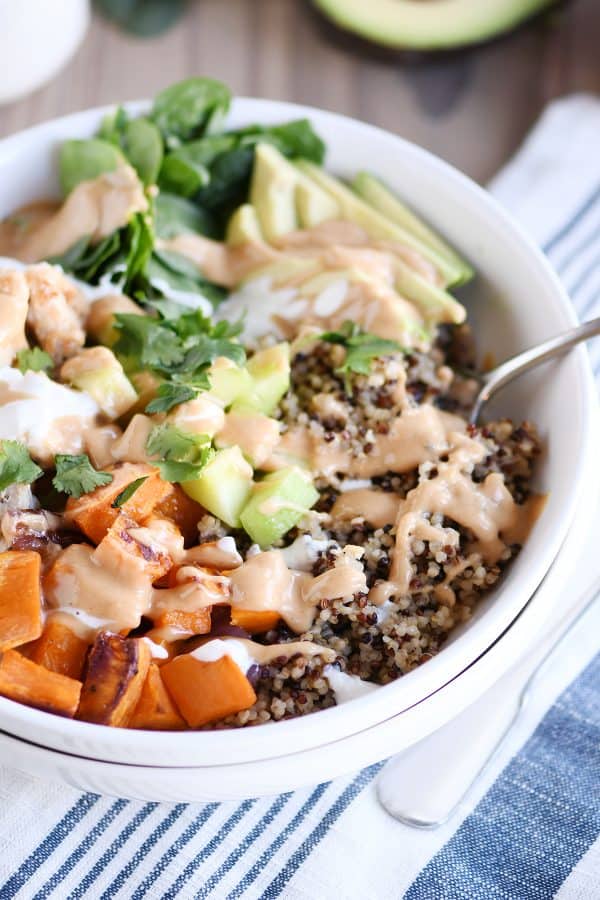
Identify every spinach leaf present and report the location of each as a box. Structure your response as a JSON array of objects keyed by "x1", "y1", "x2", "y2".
[
  {"x1": 98, "y1": 105, "x2": 129, "y2": 145},
  {"x1": 121, "y1": 118, "x2": 163, "y2": 185},
  {"x1": 151, "y1": 77, "x2": 231, "y2": 144},
  {"x1": 59, "y1": 138, "x2": 124, "y2": 195},
  {"x1": 155, "y1": 193, "x2": 216, "y2": 239},
  {"x1": 236, "y1": 119, "x2": 326, "y2": 163},
  {"x1": 158, "y1": 134, "x2": 234, "y2": 196},
  {"x1": 147, "y1": 251, "x2": 226, "y2": 306}
]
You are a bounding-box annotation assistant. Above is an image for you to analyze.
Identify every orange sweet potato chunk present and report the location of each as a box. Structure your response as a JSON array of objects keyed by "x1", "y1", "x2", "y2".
[
  {"x1": 161, "y1": 653, "x2": 257, "y2": 727},
  {"x1": 0, "y1": 550, "x2": 42, "y2": 651},
  {"x1": 129, "y1": 662, "x2": 186, "y2": 730},
  {"x1": 153, "y1": 484, "x2": 203, "y2": 545},
  {"x1": 29, "y1": 619, "x2": 89, "y2": 680},
  {"x1": 77, "y1": 632, "x2": 151, "y2": 727},
  {"x1": 230, "y1": 609, "x2": 280, "y2": 635},
  {"x1": 0, "y1": 649, "x2": 81, "y2": 717},
  {"x1": 97, "y1": 512, "x2": 173, "y2": 582},
  {"x1": 65, "y1": 462, "x2": 171, "y2": 544},
  {"x1": 153, "y1": 607, "x2": 212, "y2": 636}
]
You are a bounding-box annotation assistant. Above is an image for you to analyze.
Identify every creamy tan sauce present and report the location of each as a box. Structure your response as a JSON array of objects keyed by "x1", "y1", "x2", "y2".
[
  {"x1": 228, "y1": 548, "x2": 366, "y2": 633},
  {"x1": 0, "y1": 165, "x2": 147, "y2": 263},
  {"x1": 267, "y1": 405, "x2": 465, "y2": 479},
  {"x1": 331, "y1": 489, "x2": 401, "y2": 529},
  {"x1": 369, "y1": 433, "x2": 542, "y2": 605},
  {"x1": 215, "y1": 411, "x2": 281, "y2": 467}
]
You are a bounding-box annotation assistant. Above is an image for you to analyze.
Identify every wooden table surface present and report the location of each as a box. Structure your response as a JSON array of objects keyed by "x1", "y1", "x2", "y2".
[{"x1": 1, "y1": 0, "x2": 598, "y2": 184}]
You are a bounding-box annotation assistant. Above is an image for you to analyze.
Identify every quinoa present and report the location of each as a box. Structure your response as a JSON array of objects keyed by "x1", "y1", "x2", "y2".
[{"x1": 204, "y1": 325, "x2": 541, "y2": 725}]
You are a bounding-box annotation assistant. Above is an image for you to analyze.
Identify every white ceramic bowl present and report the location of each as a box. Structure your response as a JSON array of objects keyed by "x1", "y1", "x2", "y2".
[{"x1": 0, "y1": 100, "x2": 596, "y2": 797}]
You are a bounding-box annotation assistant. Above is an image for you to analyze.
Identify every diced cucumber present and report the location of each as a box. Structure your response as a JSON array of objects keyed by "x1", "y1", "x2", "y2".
[
  {"x1": 207, "y1": 357, "x2": 253, "y2": 408},
  {"x1": 240, "y1": 467, "x2": 319, "y2": 548},
  {"x1": 181, "y1": 446, "x2": 253, "y2": 528},
  {"x1": 241, "y1": 343, "x2": 291, "y2": 415},
  {"x1": 215, "y1": 409, "x2": 281, "y2": 468},
  {"x1": 226, "y1": 204, "x2": 264, "y2": 247},
  {"x1": 295, "y1": 160, "x2": 461, "y2": 287},
  {"x1": 61, "y1": 347, "x2": 137, "y2": 419},
  {"x1": 250, "y1": 143, "x2": 298, "y2": 241},
  {"x1": 352, "y1": 172, "x2": 473, "y2": 286}
]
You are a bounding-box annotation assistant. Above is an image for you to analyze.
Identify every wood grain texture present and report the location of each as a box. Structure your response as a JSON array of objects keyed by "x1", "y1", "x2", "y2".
[{"x1": 0, "y1": 0, "x2": 598, "y2": 183}]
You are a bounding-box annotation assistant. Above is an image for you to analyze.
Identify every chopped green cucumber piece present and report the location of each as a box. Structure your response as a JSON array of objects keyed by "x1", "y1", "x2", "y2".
[
  {"x1": 242, "y1": 343, "x2": 291, "y2": 415},
  {"x1": 226, "y1": 204, "x2": 264, "y2": 246},
  {"x1": 181, "y1": 446, "x2": 253, "y2": 528},
  {"x1": 215, "y1": 409, "x2": 281, "y2": 468},
  {"x1": 250, "y1": 143, "x2": 298, "y2": 241},
  {"x1": 207, "y1": 358, "x2": 253, "y2": 407},
  {"x1": 295, "y1": 159, "x2": 461, "y2": 287},
  {"x1": 61, "y1": 347, "x2": 137, "y2": 419},
  {"x1": 240, "y1": 467, "x2": 319, "y2": 548},
  {"x1": 352, "y1": 172, "x2": 473, "y2": 285}
]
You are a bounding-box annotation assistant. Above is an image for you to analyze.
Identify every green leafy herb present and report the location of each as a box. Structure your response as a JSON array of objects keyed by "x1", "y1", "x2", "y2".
[
  {"x1": 16, "y1": 348, "x2": 53, "y2": 374},
  {"x1": 321, "y1": 321, "x2": 403, "y2": 384},
  {"x1": 52, "y1": 454, "x2": 113, "y2": 498},
  {"x1": 154, "y1": 192, "x2": 216, "y2": 239},
  {"x1": 59, "y1": 138, "x2": 124, "y2": 196},
  {"x1": 121, "y1": 118, "x2": 163, "y2": 185},
  {"x1": 151, "y1": 77, "x2": 232, "y2": 144},
  {"x1": 0, "y1": 441, "x2": 42, "y2": 492},
  {"x1": 111, "y1": 476, "x2": 149, "y2": 508},
  {"x1": 145, "y1": 381, "x2": 199, "y2": 414},
  {"x1": 146, "y1": 423, "x2": 214, "y2": 482},
  {"x1": 114, "y1": 306, "x2": 244, "y2": 412}
]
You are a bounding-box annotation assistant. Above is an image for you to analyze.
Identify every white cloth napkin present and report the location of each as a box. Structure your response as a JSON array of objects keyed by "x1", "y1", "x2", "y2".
[{"x1": 0, "y1": 95, "x2": 599, "y2": 900}]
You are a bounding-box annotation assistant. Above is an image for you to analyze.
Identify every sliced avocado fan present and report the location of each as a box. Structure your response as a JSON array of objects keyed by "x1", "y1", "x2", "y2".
[{"x1": 312, "y1": 0, "x2": 556, "y2": 51}]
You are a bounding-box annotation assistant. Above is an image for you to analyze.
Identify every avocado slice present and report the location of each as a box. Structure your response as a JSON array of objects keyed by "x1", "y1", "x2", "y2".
[
  {"x1": 250, "y1": 144, "x2": 298, "y2": 241},
  {"x1": 240, "y1": 468, "x2": 319, "y2": 548},
  {"x1": 226, "y1": 204, "x2": 264, "y2": 247},
  {"x1": 295, "y1": 178, "x2": 340, "y2": 229},
  {"x1": 393, "y1": 259, "x2": 465, "y2": 327},
  {"x1": 296, "y1": 160, "x2": 462, "y2": 286},
  {"x1": 311, "y1": 0, "x2": 555, "y2": 51},
  {"x1": 353, "y1": 172, "x2": 473, "y2": 285},
  {"x1": 181, "y1": 446, "x2": 253, "y2": 528}
]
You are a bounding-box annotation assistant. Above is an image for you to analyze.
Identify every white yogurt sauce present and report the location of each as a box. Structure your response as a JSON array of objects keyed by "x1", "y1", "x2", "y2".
[
  {"x1": 0, "y1": 366, "x2": 99, "y2": 460},
  {"x1": 217, "y1": 276, "x2": 299, "y2": 342},
  {"x1": 324, "y1": 666, "x2": 380, "y2": 704},
  {"x1": 191, "y1": 638, "x2": 254, "y2": 674},
  {"x1": 280, "y1": 535, "x2": 332, "y2": 573}
]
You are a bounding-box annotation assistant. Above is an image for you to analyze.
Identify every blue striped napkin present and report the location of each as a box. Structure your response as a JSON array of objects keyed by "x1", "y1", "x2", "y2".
[{"x1": 0, "y1": 95, "x2": 599, "y2": 900}]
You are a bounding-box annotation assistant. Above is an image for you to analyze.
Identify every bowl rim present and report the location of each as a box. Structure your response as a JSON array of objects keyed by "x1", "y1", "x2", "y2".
[{"x1": 0, "y1": 96, "x2": 596, "y2": 767}]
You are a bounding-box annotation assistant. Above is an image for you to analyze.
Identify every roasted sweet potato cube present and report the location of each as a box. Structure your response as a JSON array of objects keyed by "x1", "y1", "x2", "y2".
[
  {"x1": 129, "y1": 663, "x2": 186, "y2": 730},
  {"x1": 153, "y1": 484, "x2": 203, "y2": 545},
  {"x1": 230, "y1": 609, "x2": 280, "y2": 635},
  {"x1": 77, "y1": 632, "x2": 151, "y2": 727},
  {"x1": 28, "y1": 618, "x2": 89, "y2": 680},
  {"x1": 96, "y1": 512, "x2": 173, "y2": 582},
  {"x1": 153, "y1": 607, "x2": 212, "y2": 637},
  {"x1": 161, "y1": 653, "x2": 257, "y2": 727},
  {"x1": 0, "y1": 551, "x2": 42, "y2": 651},
  {"x1": 65, "y1": 462, "x2": 171, "y2": 544},
  {"x1": 0, "y1": 649, "x2": 81, "y2": 717}
]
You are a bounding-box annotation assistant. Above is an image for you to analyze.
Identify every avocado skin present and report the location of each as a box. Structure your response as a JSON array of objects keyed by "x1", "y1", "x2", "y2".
[{"x1": 310, "y1": 0, "x2": 562, "y2": 54}]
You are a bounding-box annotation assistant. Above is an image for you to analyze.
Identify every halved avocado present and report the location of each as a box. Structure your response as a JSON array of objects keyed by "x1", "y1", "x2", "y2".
[{"x1": 312, "y1": 0, "x2": 556, "y2": 51}]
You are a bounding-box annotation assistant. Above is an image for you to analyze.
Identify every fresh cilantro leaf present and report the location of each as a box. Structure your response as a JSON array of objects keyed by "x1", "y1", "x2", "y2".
[
  {"x1": 52, "y1": 455, "x2": 113, "y2": 498},
  {"x1": 16, "y1": 348, "x2": 54, "y2": 374},
  {"x1": 145, "y1": 381, "x2": 198, "y2": 414},
  {"x1": 146, "y1": 423, "x2": 214, "y2": 482},
  {"x1": 0, "y1": 441, "x2": 42, "y2": 492},
  {"x1": 111, "y1": 476, "x2": 149, "y2": 508},
  {"x1": 321, "y1": 321, "x2": 403, "y2": 381},
  {"x1": 113, "y1": 314, "x2": 183, "y2": 371}
]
